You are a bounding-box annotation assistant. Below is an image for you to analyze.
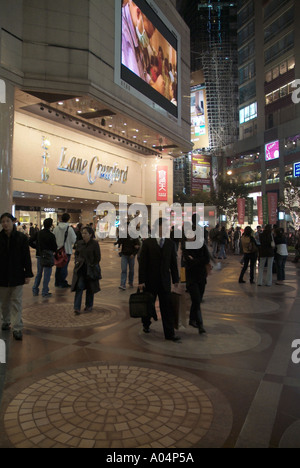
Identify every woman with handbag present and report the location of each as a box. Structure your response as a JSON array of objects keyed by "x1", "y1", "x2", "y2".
[
  {"x1": 257, "y1": 224, "x2": 275, "y2": 287},
  {"x1": 71, "y1": 227, "x2": 101, "y2": 315},
  {"x1": 32, "y1": 218, "x2": 57, "y2": 298}
]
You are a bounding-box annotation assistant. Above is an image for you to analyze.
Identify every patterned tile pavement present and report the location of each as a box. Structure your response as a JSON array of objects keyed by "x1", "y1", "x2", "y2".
[{"x1": 1, "y1": 242, "x2": 300, "y2": 449}]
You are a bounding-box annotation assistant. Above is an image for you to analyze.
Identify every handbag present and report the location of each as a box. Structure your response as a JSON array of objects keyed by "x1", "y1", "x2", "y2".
[
  {"x1": 129, "y1": 289, "x2": 155, "y2": 319},
  {"x1": 271, "y1": 235, "x2": 275, "y2": 249},
  {"x1": 40, "y1": 250, "x2": 55, "y2": 268},
  {"x1": 54, "y1": 227, "x2": 69, "y2": 268},
  {"x1": 87, "y1": 264, "x2": 102, "y2": 281}
]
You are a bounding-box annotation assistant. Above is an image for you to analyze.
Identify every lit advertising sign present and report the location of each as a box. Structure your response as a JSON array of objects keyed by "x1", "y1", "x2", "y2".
[
  {"x1": 191, "y1": 155, "x2": 211, "y2": 193},
  {"x1": 115, "y1": 0, "x2": 181, "y2": 120},
  {"x1": 156, "y1": 166, "x2": 168, "y2": 201},
  {"x1": 265, "y1": 140, "x2": 280, "y2": 161},
  {"x1": 294, "y1": 162, "x2": 300, "y2": 178}
]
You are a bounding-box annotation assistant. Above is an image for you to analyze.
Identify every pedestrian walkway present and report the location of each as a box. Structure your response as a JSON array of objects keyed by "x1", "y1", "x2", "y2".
[{"x1": 0, "y1": 244, "x2": 300, "y2": 448}]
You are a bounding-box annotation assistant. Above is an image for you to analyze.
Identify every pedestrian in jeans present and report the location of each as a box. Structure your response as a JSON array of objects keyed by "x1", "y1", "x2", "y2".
[
  {"x1": 257, "y1": 224, "x2": 275, "y2": 287},
  {"x1": 71, "y1": 227, "x2": 101, "y2": 315},
  {"x1": 53, "y1": 213, "x2": 77, "y2": 288},
  {"x1": 274, "y1": 228, "x2": 288, "y2": 285},
  {"x1": 32, "y1": 218, "x2": 57, "y2": 298},
  {"x1": 118, "y1": 226, "x2": 140, "y2": 290},
  {"x1": 0, "y1": 213, "x2": 33, "y2": 340}
]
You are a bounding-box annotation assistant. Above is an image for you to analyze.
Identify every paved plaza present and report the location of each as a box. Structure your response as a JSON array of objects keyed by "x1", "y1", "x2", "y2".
[{"x1": 0, "y1": 242, "x2": 300, "y2": 448}]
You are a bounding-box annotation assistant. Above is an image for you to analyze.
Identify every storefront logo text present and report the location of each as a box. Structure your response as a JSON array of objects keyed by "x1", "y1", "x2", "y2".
[{"x1": 57, "y1": 147, "x2": 128, "y2": 187}]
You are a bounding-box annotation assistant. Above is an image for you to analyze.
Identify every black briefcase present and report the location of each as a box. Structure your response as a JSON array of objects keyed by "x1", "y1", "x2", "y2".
[{"x1": 129, "y1": 289, "x2": 155, "y2": 319}]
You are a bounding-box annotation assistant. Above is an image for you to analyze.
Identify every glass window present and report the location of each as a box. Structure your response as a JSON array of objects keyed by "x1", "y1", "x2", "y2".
[
  {"x1": 266, "y1": 93, "x2": 273, "y2": 105},
  {"x1": 280, "y1": 85, "x2": 288, "y2": 97},
  {"x1": 272, "y1": 66, "x2": 279, "y2": 80},
  {"x1": 280, "y1": 61, "x2": 287, "y2": 75},
  {"x1": 239, "y1": 108, "x2": 245, "y2": 124},
  {"x1": 265, "y1": 70, "x2": 272, "y2": 82},
  {"x1": 273, "y1": 89, "x2": 280, "y2": 101},
  {"x1": 288, "y1": 57, "x2": 295, "y2": 70}
]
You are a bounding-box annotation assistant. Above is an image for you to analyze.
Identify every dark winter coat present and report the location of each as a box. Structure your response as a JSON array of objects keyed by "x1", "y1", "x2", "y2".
[
  {"x1": 0, "y1": 227, "x2": 34, "y2": 287},
  {"x1": 259, "y1": 231, "x2": 275, "y2": 258},
  {"x1": 36, "y1": 228, "x2": 57, "y2": 257},
  {"x1": 182, "y1": 241, "x2": 210, "y2": 284},
  {"x1": 71, "y1": 239, "x2": 101, "y2": 294},
  {"x1": 138, "y1": 238, "x2": 179, "y2": 293}
]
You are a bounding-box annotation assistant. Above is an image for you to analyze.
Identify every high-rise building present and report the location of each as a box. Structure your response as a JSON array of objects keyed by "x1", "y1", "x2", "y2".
[
  {"x1": 225, "y1": 0, "x2": 300, "y2": 224},
  {"x1": 177, "y1": 0, "x2": 238, "y2": 150}
]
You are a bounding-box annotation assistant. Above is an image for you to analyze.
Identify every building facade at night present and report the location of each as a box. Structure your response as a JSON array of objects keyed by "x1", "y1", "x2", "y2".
[
  {"x1": 224, "y1": 0, "x2": 300, "y2": 226},
  {"x1": 0, "y1": 0, "x2": 192, "y2": 226}
]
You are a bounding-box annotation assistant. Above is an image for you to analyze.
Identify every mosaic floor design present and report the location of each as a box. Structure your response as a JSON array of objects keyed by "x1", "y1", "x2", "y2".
[{"x1": 3, "y1": 364, "x2": 232, "y2": 448}]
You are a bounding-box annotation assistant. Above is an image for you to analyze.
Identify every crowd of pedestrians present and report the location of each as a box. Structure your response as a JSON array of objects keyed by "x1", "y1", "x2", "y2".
[{"x1": 0, "y1": 210, "x2": 299, "y2": 343}]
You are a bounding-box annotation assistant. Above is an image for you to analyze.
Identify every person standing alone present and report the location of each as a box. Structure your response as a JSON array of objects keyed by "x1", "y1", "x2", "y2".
[
  {"x1": 53, "y1": 213, "x2": 77, "y2": 288},
  {"x1": 0, "y1": 213, "x2": 33, "y2": 340},
  {"x1": 32, "y1": 218, "x2": 57, "y2": 298}
]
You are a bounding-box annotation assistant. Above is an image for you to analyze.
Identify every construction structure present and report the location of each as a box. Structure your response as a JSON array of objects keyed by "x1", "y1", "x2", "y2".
[{"x1": 175, "y1": 0, "x2": 239, "y2": 197}]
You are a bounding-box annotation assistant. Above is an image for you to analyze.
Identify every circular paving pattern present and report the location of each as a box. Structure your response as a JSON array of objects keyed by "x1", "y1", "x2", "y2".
[
  {"x1": 136, "y1": 317, "x2": 264, "y2": 358},
  {"x1": 22, "y1": 302, "x2": 124, "y2": 329},
  {"x1": 203, "y1": 295, "x2": 280, "y2": 315},
  {"x1": 2, "y1": 364, "x2": 232, "y2": 448}
]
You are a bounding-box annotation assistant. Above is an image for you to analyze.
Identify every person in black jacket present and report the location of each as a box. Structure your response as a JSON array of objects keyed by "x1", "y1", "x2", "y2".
[
  {"x1": 138, "y1": 218, "x2": 181, "y2": 342},
  {"x1": 118, "y1": 224, "x2": 140, "y2": 290},
  {"x1": 0, "y1": 212, "x2": 33, "y2": 340},
  {"x1": 182, "y1": 220, "x2": 210, "y2": 334},
  {"x1": 32, "y1": 218, "x2": 57, "y2": 298},
  {"x1": 71, "y1": 227, "x2": 101, "y2": 315}
]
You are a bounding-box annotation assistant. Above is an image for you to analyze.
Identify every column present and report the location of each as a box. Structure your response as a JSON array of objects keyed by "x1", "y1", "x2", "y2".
[
  {"x1": 0, "y1": 79, "x2": 14, "y2": 214},
  {"x1": 260, "y1": 144, "x2": 266, "y2": 196}
]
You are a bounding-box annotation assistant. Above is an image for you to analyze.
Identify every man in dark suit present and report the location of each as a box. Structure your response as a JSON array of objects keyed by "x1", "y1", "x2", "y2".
[{"x1": 138, "y1": 218, "x2": 181, "y2": 342}]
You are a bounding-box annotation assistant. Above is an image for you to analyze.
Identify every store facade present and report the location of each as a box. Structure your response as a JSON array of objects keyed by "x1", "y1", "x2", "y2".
[{"x1": 0, "y1": 0, "x2": 192, "y2": 224}]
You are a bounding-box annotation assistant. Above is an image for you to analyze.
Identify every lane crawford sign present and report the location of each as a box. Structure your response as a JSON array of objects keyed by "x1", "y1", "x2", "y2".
[{"x1": 57, "y1": 147, "x2": 129, "y2": 187}]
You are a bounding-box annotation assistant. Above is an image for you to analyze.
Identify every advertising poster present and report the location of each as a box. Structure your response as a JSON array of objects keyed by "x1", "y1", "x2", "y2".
[
  {"x1": 156, "y1": 166, "x2": 168, "y2": 201},
  {"x1": 247, "y1": 198, "x2": 254, "y2": 225},
  {"x1": 191, "y1": 155, "x2": 211, "y2": 193},
  {"x1": 265, "y1": 140, "x2": 280, "y2": 161},
  {"x1": 237, "y1": 198, "x2": 246, "y2": 225},
  {"x1": 267, "y1": 192, "x2": 278, "y2": 225},
  {"x1": 191, "y1": 85, "x2": 209, "y2": 150},
  {"x1": 257, "y1": 196, "x2": 263, "y2": 226},
  {"x1": 262, "y1": 195, "x2": 269, "y2": 225}
]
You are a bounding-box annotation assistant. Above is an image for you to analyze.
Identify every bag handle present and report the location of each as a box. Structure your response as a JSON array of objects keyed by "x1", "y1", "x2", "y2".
[{"x1": 63, "y1": 226, "x2": 70, "y2": 246}]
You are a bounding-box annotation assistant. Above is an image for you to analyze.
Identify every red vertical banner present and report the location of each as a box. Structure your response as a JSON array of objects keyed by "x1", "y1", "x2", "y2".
[
  {"x1": 237, "y1": 198, "x2": 246, "y2": 225},
  {"x1": 257, "y1": 196, "x2": 263, "y2": 225},
  {"x1": 156, "y1": 166, "x2": 168, "y2": 201},
  {"x1": 267, "y1": 192, "x2": 278, "y2": 225}
]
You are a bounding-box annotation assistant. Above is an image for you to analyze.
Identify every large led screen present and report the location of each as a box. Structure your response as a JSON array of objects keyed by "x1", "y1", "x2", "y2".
[{"x1": 115, "y1": 0, "x2": 180, "y2": 120}]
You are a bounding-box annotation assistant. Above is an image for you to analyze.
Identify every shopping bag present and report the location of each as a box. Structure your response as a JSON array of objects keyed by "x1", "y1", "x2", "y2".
[
  {"x1": 129, "y1": 289, "x2": 155, "y2": 319},
  {"x1": 180, "y1": 267, "x2": 186, "y2": 283}
]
